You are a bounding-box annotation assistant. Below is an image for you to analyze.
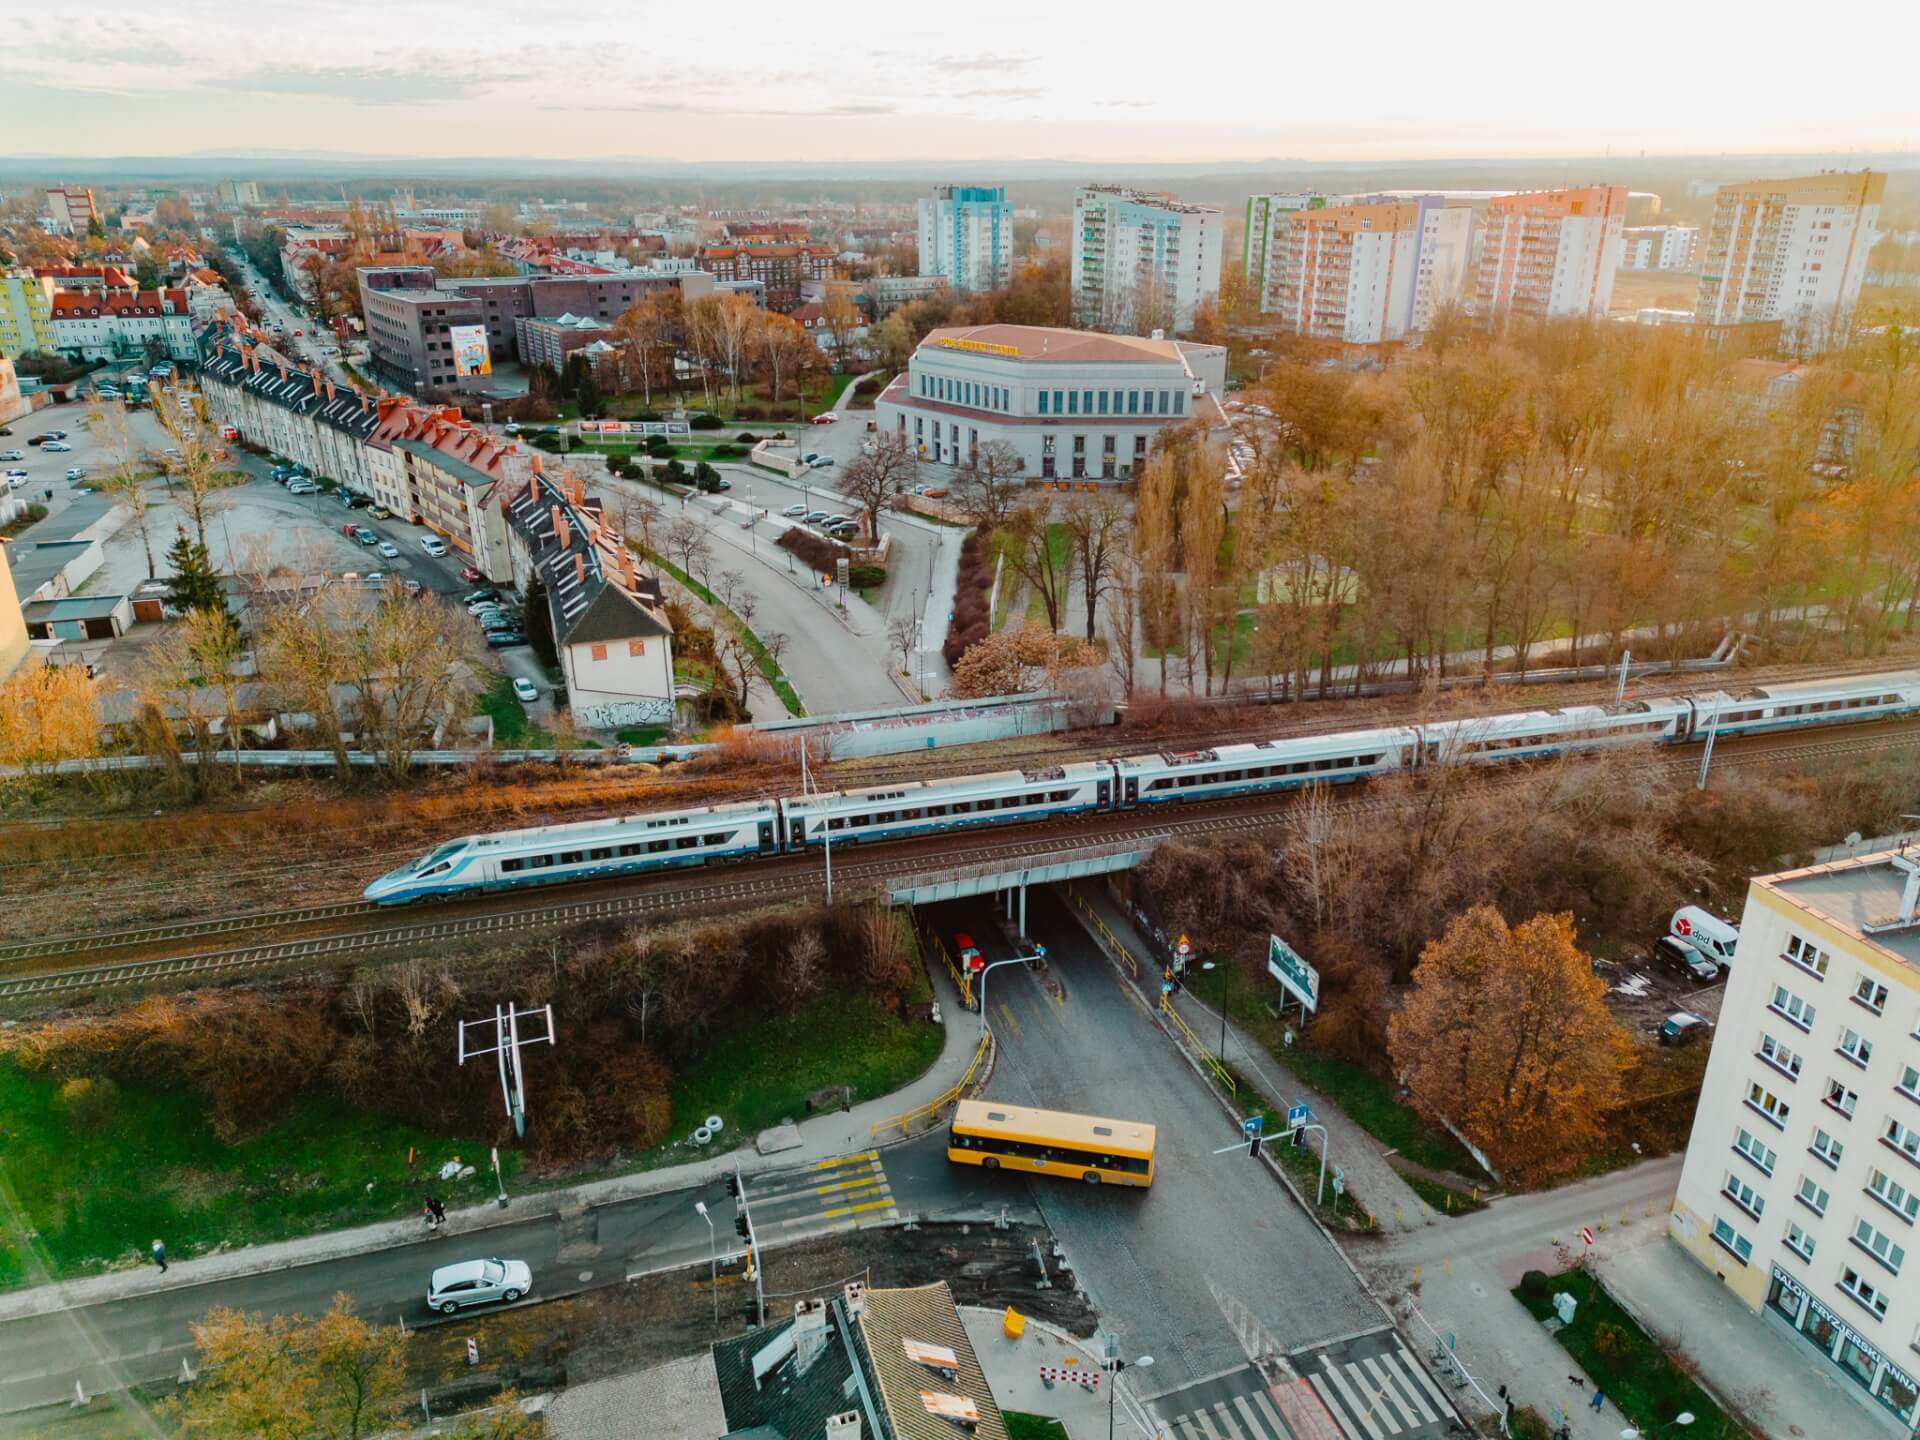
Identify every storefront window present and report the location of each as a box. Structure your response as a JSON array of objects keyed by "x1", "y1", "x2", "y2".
[{"x1": 1838, "y1": 1334, "x2": 1878, "y2": 1389}]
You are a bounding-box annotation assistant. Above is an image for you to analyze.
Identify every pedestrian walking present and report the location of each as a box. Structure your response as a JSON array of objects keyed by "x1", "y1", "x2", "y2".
[
  {"x1": 429, "y1": 1196, "x2": 446, "y2": 1228},
  {"x1": 151, "y1": 1239, "x2": 167, "y2": 1273},
  {"x1": 422, "y1": 1200, "x2": 439, "y2": 1233},
  {"x1": 1589, "y1": 1388, "x2": 1606, "y2": 1413}
]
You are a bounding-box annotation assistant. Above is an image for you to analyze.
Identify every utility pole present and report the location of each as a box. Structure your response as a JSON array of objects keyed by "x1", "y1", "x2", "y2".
[
  {"x1": 800, "y1": 740, "x2": 832, "y2": 903},
  {"x1": 457, "y1": 1002, "x2": 556, "y2": 1139},
  {"x1": 728, "y1": 1170, "x2": 765, "y2": 1328},
  {"x1": 694, "y1": 1201, "x2": 717, "y2": 1328}
]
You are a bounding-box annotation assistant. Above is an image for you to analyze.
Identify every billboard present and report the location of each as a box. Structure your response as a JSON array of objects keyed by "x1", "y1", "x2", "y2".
[
  {"x1": 449, "y1": 324, "x2": 492, "y2": 378},
  {"x1": 1268, "y1": 935, "x2": 1319, "y2": 1014}
]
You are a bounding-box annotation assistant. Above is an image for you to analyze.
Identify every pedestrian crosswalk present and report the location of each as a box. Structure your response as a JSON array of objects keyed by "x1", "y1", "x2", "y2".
[
  {"x1": 747, "y1": 1150, "x2": 898, "y2": 1236},
  {"x1": 1155, "y1": 1334, "x2": 1458, "y2": 1440}
]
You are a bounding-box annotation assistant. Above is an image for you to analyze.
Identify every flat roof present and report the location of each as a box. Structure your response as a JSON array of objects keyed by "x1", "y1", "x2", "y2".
[
  {"x1": 24, "y1": 594, "x2": 127, "y2": 620},
  {"x1": 1765, "y1": 850, "x2": 1920, "y2": 969},
  {"x1": 918, "y1": 324, "x2": 1195, "y2": 365}
]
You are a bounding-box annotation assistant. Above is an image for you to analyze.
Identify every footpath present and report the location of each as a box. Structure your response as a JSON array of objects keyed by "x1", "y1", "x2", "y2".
[{"x1": 0, "y1": 963, "x2": 985, "y2": 1326}]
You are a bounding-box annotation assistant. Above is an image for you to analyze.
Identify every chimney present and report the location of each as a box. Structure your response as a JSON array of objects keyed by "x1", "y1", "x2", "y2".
[
  {"x1": 842, "y1": 1281, "x2": 866, "y2": 1318},
  {"x1": 793, "y1": 1298, "x2": 828, "y2": 1333},
  {"x1": 574, "y1": 551, "x2": 585, "y2": 587},
  {"x1": 825, "y1": 1412, "x2": 862, "y2": 1440}
]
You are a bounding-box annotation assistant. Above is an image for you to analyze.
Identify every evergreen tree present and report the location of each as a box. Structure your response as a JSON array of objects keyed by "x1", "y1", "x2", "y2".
[
  {"x1": 523, "y1": 572, "x2": 558, "y2": 670},
  {"x1": 162, "y1": 527, "x2": 226, "y2": 615}
]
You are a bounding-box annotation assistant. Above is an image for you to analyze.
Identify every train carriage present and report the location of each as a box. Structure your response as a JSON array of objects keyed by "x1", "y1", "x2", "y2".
[
  {"x1": 363, "y1": 800, "x2": 780, "y2": 903},
  {"x1": 779, "y1": 762, "x2": 1112, "y2": 849},
  {"x1": 1685, "y1": 672, "x2": 1920, "y2": 741},
  {"x1": 1419, "y1": 700, "x2": 1689, "y2": 766},
  {"x1": 1113, "y1": 727, "x2": 1416, "y2": 808}
]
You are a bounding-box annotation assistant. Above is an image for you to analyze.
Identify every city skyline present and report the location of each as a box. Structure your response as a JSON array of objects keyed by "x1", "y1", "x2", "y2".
[{"x1": 4, "y1": 0, "x2": 1915, "y2": 163}]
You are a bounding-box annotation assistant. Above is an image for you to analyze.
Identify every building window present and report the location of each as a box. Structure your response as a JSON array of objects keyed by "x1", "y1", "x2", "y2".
[
  {"x1": 1853, "y1": 1218, "x2": 1906, "y2": 1274},
  {"x1": 1856, "y1": 976, "x2": 1890, "y2": 1013},
  {"x1": 1827, "y1": 1080, "x2": 1860, "y2": 1118},
  {"x1": 1724, "y1": 1171, "x2": 1766, "y2": 1218},
  {"x1": 1097, "y1": 390, "x2": 1109, "y2": 414},
  {"x1": 1901, "y1": 1065, "x2": 1920, "y2": 1105},
  {"x1": 1839, "y1": 1264, "x2": 1890, "y2": 1319},
  {"x1": 1760, "y1": 1032, "x2": 1804, "y2": 1079},
  {"x1": 1748, "y1": 1080, "x2": 1791, "y2": 1128},
  {"x1": 1890, "y1": 1117, "x2": 1920, "y2": 1166},
  {"x1": 1785, "y1": 1221, "x2": 1816, "y2": 1260},
  {"x1": 1711, "y1": 1216, "x2": 1753, "y2": 1264},
  {"x1": 1128, "y1": 389, "x2": 1139, "y2": 415},
  {"x1": 1785, "y1": 934, "x2": 1831, "y2": 977},
  {"x1": 627, "y1": 640, "x2": 646, "y2": 657},
  {"x1": 1067, "y1": 390, "x2": 1078, "y2": 415},
  {"x1": 1052, "y1": 390, "x2": 1064, "y2": 414},
  {"x1": 1157, "y1": 389, "x2": 1170, "y2": 414},
  {"x1": 1174, "y1": 391, "x2": 1186, "y2": 415},
  {"x1": 1812, "y1": 1127, "x2": 1845, "y2": 1168},
  {"x1": 1799, "y1": 1176, "x2": 1832, "y2": 1215},
  {"x1": 1039, "y1": 390, "x2": 1050, "y2": 415},
  {"x1": 590, "y1": 643, "x2": 608, "y2": 661},
  {"x1": 1771, "y1": 984, "x2": 1817, "y2": 1031},
  {"x1": 1735, "y1": 1127, "x2": 1778, "y2": 1175},
  {"x1": 1869, "y1": 1168, "x2": 1920, "y2": 1224},
  {"x1": 1838, "y1": 1028, "x2": 1873, "y2": 1068}
]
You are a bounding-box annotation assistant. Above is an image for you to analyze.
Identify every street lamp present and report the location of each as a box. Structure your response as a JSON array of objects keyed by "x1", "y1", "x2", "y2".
[
  {"x1": 1201, "y1": 960, "x2": 1232, "y2": 1064},
  {"x1": 693, "y1": 1201, "x2": 717, "y2": 1327},
  {"x1": 1108, "y1": 1353, "x2": 1152, "y2": 1440},
  {"x1": 975, "y1": 950, "x2": 1046, "y2": 1024},
  {"x1": 1621, "y1": 1414, "x2": 1694, "y2": 1440}
]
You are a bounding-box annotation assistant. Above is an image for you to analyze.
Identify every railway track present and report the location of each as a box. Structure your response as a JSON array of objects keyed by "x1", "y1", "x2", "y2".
[{"x1": 4, "y1": 717, "x2": 1916, "y2": 1003}]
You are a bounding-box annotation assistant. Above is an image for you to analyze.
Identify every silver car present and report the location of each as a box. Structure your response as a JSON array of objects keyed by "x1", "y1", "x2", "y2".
[{"x1": 427, "y1": 1257, "x2": 532, "y2": 1314}]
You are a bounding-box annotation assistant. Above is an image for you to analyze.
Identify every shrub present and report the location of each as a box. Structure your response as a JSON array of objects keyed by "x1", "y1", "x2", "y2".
[
  {"x1": 710, "y1": 444, "x2": 744, "y2": 460},
  {"x1": 735, "y1": 431, "x2": 759, "y2": 443},
  {"x1": 1518, "y1": 1269, "x2": 1551, "y2": 1301},
  {"x1": 644, "y1": 434, "x2": 672, "y2": 457},
  {"x1": 1592, "y1": 1320, "x2": 1635, "y2": 1363},
  {"x1": 848, "y1": 564, "x2": 886, "y2": 589},
  {"x1": 778, "y1": 527, "x2": 849, "y2": 573},
  {"x1": 1508, "y1": 1407, "x2": 1554, "y2": 1440},
  {"x1": 689, "y1": 413, "x2": 724, "y2": 430},
  {"x1": 55, "y1": 1076, "x2": 119, "y2": 1131}
]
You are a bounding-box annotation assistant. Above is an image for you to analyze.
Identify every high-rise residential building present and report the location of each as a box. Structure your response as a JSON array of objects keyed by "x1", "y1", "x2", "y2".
[
  {"x1": 915, "y1": 185, "x2": 1013, "y2": 295},
  {"x1": 1071, "y1": 186, "x2": 1222, "y2": 334},
  {"x1": 219, "y1": 179, "x2": 263, "y2": 209},
  {"x1": 1268, "y1": 201, "x2": 1421, "y2": 347},
  {"x1": 1695, "y1": 171, "x2": 1884, "y2": 355},
  {"x1": 1246, "y1": 194, "x2": 1473, "y2": 340},
  {"x1": 1473, "y1": 185, "x2": 1628, "y2": 328},
  {"x1": 1669, "y1": 847, "x2": 1920, "y2": 1437},
  {"x1": 44, "y1": 186, "x2": 98, "y2": 236},
  {"x1": 0, "y1": 271, "x2": 58, "y2": 357},
  {"x1": 1619, "y1": 225, "x2": 1699, "y2": 272}
]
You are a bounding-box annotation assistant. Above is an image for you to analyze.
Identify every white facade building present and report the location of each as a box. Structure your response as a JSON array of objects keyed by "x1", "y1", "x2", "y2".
[
  {"x1": 1473, "y1": 186, "x2": 1628, "y2": 328},
  {"x1": 1071, "y1": 187, "x2": 1222, "y2": 333},
  {"x1": 915, "y1": 185, "x2": 1013, "y2": 294},
  {"x1": 48, "y1": 288, "x2": 197, "y2": 362},
  {"x1": 1695, "y1": 172, "x2": 1884, "y2": 354},
  {"x1": 1670, "y1": 849, "x2": 1920, "y2": 1436},
  {"x1": 1412, "y1": 203, "x2": 1476, "y2": 331},
  {"x1": 1246, "y1": 193, "x2": 1472, "y2": 338},
  {"x1": 1619, "y1": 224, "x2": 1699, "y2": 272},
  {"x1": 874, "y1": 323, "x2": 1226, "y2": 481}
]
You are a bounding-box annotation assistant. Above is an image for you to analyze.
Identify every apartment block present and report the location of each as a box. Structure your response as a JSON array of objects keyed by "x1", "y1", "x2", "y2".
[
  {"x1": 0, "y1": 271, "x2": 57, "y2": 357},
  {"x1": 439, "y1": 268, "x2": 715, "y2": 364},
  {"x1": 1473, "y1": 186, "x2": 1628, "y2": 328},
  {"x1": 220, "y1": 179, "x2": 262, "y2": 209},
  {"x1": 915, "y1": 185, "x2": 1013, "y2": 294},
  {"x1": 1670, "y1": 849, "x2": 1920, "y2": 1436},
  {"x1": 48, "y1": 287, "x2": 195, "y2": 362},
  {"x1": 44, "y1": 186, "x2": 97, "y2": 236},
  {"x1": 1268, "y1": 201, "x2": 1421, "y2": 346},
  {"x1": 1695, "y1": 171, "x2": 1884, "y2": 355},
  {"x1": 693, "y1": 243, "x2": 835, "y2": 311},
  {"x1": 1071, "y1": 186, "x2": 1223, "y2": 333},
  {"x1": 357, "y1": 266, "x2": 489, "y2": 395},
  {"x1": 1619, "y1": 224, "x2": 1699, "y2": 272}
]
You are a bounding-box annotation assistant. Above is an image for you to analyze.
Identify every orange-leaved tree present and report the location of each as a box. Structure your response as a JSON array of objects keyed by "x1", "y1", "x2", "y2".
[{"x1": 1387, "y1": 905, "x2": 1632, "y2": 1185}]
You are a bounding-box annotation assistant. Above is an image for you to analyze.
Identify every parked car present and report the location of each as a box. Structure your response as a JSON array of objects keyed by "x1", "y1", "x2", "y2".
[
  {"x1": 341, "y1": 523, "x2": 360, "y2": 538},
  {"x1": 463, "y1": 588, "x2": 499, "y2": 605},
  {"x1": 811, "y1": 412, "x2": 837, "y2": 425},
  {"x1": 511, "y1": 677, "x2": 540, "y2": 703},
  {"x1": 370, "y1": 506, "x2": 393, "y2": 521},
  {"x1": 804, "y1": 510, "x2": 829, "y2": 524},
  {"x1": 0, "y1": 450, "x2": 23, "y2": 462},
  {"x1": 459, "y1": 565, "x2": 484, "y2": 582},
  {"x1": 44, "y1": 430, "x2": 67, "y2": 441},
  {"x1": 43, "y1": 441, "x2": 71, "y2": 453},
  {"x1": 403, "y1": 578, "x2": 423, "y2": 596},
  {"x1": 377, "y1": 541, "x2": 400, "y2": 559},
  {"x1": 485, "y1": 631, "x2": 528, "y2": 649},
  {"x1": 357, "y1": 529, "x2": 379, "y2": 546},
  {"x1": 421, "y1": 537, "x2": 448, "y2": 558},
  {"x1": 1659, "y1": 1012, "x2": 1710, "y2": 1046},
  {"x1": 27, "y1": 435, "x2": 48, "y2": 446},
  {"x1": 1654, "y1": 936, "x2": 1719, "y2": 984},
  {"x1": 288, "y1": 481, "x2": 318, "y2": 495},
  {"x1": 782, "y1": 503, "x2": 806, "y2": 517},
  {"x1": 4, "y1": 471, "x2": 26, "y2": 487},
  {"x1": 808, "y1": 455, "x2": 834, "y2": 469}
]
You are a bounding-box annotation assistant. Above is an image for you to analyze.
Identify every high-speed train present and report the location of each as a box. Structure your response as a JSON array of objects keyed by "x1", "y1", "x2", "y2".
[{"x1": 363, "y1": 670, "x2": 1920, "y2": 903}]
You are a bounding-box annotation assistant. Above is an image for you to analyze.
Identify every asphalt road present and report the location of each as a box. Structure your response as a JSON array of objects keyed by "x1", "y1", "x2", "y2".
[
  {"x1": 937, "y1": 888, "x2": 1386, "y2": 1400},
  {"x1": 0, "y1": 1133, "x2": 1028, "y2": 1416}
]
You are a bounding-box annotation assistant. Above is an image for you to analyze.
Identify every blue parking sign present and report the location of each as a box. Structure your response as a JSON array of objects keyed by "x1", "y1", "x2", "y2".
[{"x1": 1242, "y1": 1115, "x2": 1263, "y2": 1138}]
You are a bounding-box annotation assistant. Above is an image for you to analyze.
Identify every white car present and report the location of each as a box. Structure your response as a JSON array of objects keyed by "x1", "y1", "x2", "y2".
[
  {"x1": 511, "y1": 676, "x2": 540, "y2": 703},
  {"x1": 43, "y1": 441, "x2": 71, "y2": 453},
  {"x1": 421, "y1": 537, "x2": 448, "y2": 557},
  {"x1": 4, "y1": 471, "x2": 26, "y2": 487},
  {"x1": 0, "y1": 450, "x2": 23, "y2": 461},
  {"x1": 427, "y1": 1258, "x2": 532, "y2": 1315},
  {"x1": 378, "y1": 541, "x2": 400, "y2": 559},
  {"x1": 782, "y1": 503, "x2": 806, "y2": 517},
  {"x1": 287, "y1": 481, "x2": 318, "y2": 495},
  {"x1": 64, "y1": 467, "x2": 85, "y2": 481}
]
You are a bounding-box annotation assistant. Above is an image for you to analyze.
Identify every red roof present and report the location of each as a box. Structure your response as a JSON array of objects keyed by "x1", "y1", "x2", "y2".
[{"x1": 50, "y1": 288, "x2": 187, "y2": 319}]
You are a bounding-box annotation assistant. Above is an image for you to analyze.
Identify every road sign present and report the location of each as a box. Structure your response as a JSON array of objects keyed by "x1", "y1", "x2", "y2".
[
  {"x1": 1176, "y1": 934, "x2": 1191, "y2": 957},
  {"x1": 1243, "y1": 1115, "x2": 1263, "y2": 1138},
  {"x1": 1581, "y1": 1226, "x2": 1595, "y2": 1247},
  {"x1": 1286, "y1": 1103, "x2": 1310, "y2": 1131},
  {"x1": 1267, "y1": 935, "x2": 1320, "y2": 1014}
]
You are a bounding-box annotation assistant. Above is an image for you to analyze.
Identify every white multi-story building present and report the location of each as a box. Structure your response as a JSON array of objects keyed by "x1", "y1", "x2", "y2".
[
  {"x1": 1619, "y1": 225, "x2": 1699, "y2": 272},
  {"x1": 1695, "y1": 172, "x2": 1884, "y2": 354},
  {"x1": 48, "y1": 287, "x2": 196, "y2": 362},
  {"x1": 44, "y1": 186, "x2": 97, "y2": 236},
  {"x1": 1473, "y1": 185, "x2": 1628, "y2": 328},
  {"x1": 1250, "y1": 194, "x2": 1475, "y2": 344},
  {"x1": 915, "y1": 185, "x2": 1012, "y2": 295},
  {"x1": 1071, "y1": 186, "x2": 1222, "y2": 334},
  {"x1": 874, "y1": 323, "x2": 1226, "y2": 481},
  {"x1": 1670, "y1": 848, "x2": 1920, "y2": 1436}
]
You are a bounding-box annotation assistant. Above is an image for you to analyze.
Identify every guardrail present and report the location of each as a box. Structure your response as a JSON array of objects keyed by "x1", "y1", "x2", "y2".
[
  {"x1": 870, "y1": 1028, "x2": 989, "y2": 1141},
  {"x1": 1067, "y1": 886, "x2": 1137, "y2": 981},
  {"x1": 1160, "y1": 996, "x2": 1237, "y2": 1098},
  {"x1": 926, "y1": 930, "x2": 975, "y2": 1010},
  {"x1": 2, "y1": 743, "x2": 706, "y2": 779}
]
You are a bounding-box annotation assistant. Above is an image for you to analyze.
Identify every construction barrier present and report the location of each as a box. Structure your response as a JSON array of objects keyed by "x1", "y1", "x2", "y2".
[{"x1": 1040, "y1": 1366, "x2": 1099, "y2": 1390}]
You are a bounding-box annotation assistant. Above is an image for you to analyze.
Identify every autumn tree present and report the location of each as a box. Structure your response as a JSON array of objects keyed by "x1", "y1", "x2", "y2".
[
  {"x1": 840, "y1": 430, "x2": 918, "y2": 541},
  {"x1": 955, "y1": 439, "x2": 1026, "y2": 528},
  {"x1": 948, "y1": 623, "x2": 1099, "y2": 698},
  {"x1": 335, "y1": 588, "x2": 482, "y2": 780},
  {"x1": 686, "y1": 292, "x2": 760, "y2": 404},
  {"x1": 0, "y1": 660, "x2": 101, "y2": 790},
  {"x1": 609, "y1": 292, "x2": 680, "y2": 408},
  {"x1": 1063, "y1": 487, "x2": 1128, "y2": 643},
  {"x1": 822, "y1": 280, "x2": 865, "y2": 362},
  {"x1": 1004, "y1": 501, "x2": 1070, "y2": 633},
  {"x1": 154, "y1": 402, "x2": 231, "y2": 550},
  {"x1": 256, "y1": 587, "x2": 356, "y2": 775},
  {"x1": 1388, "y1": 906, "x2": 1633, "y2": 1184},
  {"x1": 163, "y1": 1294, "x2": 408, "y2": 1440}
]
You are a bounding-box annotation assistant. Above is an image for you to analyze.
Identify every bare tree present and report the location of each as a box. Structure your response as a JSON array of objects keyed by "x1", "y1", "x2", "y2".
[
  {"x1": 955, "y1": 440, "x2": 1026, "y2": 528},
  {"x1": 887, "y1": 614, "x2": 919, "y2": 675},
  {"x1": 92, "y1": 400, "x2": 161, "y2": 579},
  {"x1": 154, "y1": 400, "x2": 230, "y2": 551},
  {"x1": 337, "y1": 589, "x2": 483, "y2": 780},
  {"x1": 664, "y1": 517, "x2": 711, "y2": 580},
  {"x1": 1063, "y1": 488, "x2": 1128, "y2": 643},
  {"x1": 840, "y1": 431, "x2": 919, "y2": 542},
  {"x1": 1102, "y1": 546, "x2": 1141, "y2": 700}
]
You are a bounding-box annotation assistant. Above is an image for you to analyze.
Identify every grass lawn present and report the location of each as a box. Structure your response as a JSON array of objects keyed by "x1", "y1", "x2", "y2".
[
  {"x1": 666, "y1": 995, "x2": 943, "y2": 1147},
  {"x1": 1183, "y1": 964, "x2": 1478, "y2": 1177},
  {"x1": 473, "y1": 673, "x2": 598, "y2": 749},
  {"x1": 0, "y1": 1061, "x2": 515, "y2": 1289},
  {"x1": 1399, "y1": 1171, "x2": 1488, "y2": 1217},
  {"x1": 615, "y1": 725, "x2": 668, "y2": 746},
  {"x1": 1022, "y1": 524, "x2": 1073, "y2": 626},
  {"x1": 1513, "y1": 1267, "x2": 1750, "y2": 1438},
  {"x1": 644, "y1": 548, "x2": 805, "y2": 717},
  {"x1": 1004, "y1": 1414, "x2": 1071, "y2": 1440}
]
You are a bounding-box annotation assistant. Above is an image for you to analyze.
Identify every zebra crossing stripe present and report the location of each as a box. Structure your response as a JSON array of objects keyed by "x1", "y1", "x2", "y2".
[
  {"x1": 1232, "y1": 1393, "x2": 1283, "y2": 1439},
  {"x1": 1248, "y1": 1391, "x2": 1293, "y2": 1439},
  {"x1": 1396, "y1": 1344, "x2": 1456, "y2": 1414},
  {"x1": 1312, "y1": 1364, "x2": 1390, "y2": 1440},
  {"x1": 1183, "y1": 1405, "x2": 1228, "y2": 1440},
  {"x1": 1363, "y1": 1354, "x2": 1434, "y2": 1427}
]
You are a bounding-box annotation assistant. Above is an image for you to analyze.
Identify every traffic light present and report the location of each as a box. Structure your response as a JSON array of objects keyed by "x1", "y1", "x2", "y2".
[
  {"x1": 725, "y1": 1174, "x2": 740, "y2": 1198},
  {"x1": 1291, "y1": 1126, "x2": 1306, "y2": 1148},
  {"x1": 1247, "y1": 1134, "x2": 1263, "y2": 1159},
  {"x1": 735, "y1": 1213, "x2": 750, "y2": 1239}
]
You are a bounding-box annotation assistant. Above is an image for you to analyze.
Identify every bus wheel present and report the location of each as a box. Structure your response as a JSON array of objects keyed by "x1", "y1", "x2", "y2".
[
  {"x1": 982, "y1": 1157, "x2": 999, "y2": 1170},
  {"x1": 1083, "y1": 1172, "x2": 1101, "y2": 1184}
]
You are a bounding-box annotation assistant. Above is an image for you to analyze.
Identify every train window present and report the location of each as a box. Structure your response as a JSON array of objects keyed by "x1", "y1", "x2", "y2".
[
  {"x1": 557, "y1": 851, "x2": 582, "y2": 865},
  {"x1": 501, "y1": 858, "x2": 524, "y2": 873},
  {"x1": 1148, "y1": 780, "x2": 1171, "y2": 792},
  {"x1": 589, "y1": 847, "x2": 612, "y2": 861},
  {"x1": 1179, "y1": 776, "x2": 1197, "y2": 788},
  {"x1": 647, "y1": 840, "x2": 669, "y2": 853},
  {"x1": 675, "y1": 837, "x2": 698, "y2": 850},
  {"x1": 902, "y1": 809, "x2": 923, "y2": 821},
  {"x1": 928, "y1": 804, "x2": 948, "y2": 817},
  {"x1": 618, "y1": 843, "x2": 642, "y2": 857},
  {"x1": 529, "y1": 854, "x2": 555, "y2": 868},
  {"x1": 1051, "y1": 790, "x2": 1070, "y2": 802},
  {"x1": 951, "y1": 801, "x2": 972, "y2": 814},
  {"x1": 827, "y1": 817, "x2": 845, "y2": 832},
  {"x1": 705, "y1": 833, "x2": 727, "y2": 845}
]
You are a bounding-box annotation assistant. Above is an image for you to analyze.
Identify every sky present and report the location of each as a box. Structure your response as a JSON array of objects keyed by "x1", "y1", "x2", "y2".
[{"x1": 1, "y1": 0, "x2": 1914, "y2": 164}]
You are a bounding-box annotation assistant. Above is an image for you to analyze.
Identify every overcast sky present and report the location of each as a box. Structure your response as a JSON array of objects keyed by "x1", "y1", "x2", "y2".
[{"x1": 3, "y1": 0, "x2": 1913, "y2": 163}]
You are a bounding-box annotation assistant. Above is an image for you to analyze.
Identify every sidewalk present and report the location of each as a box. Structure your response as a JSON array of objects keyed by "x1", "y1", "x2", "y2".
[
  {"x1": 1071, "y1": 884, "x2": 1434, "y2": 1234},
  {"x1": 0, "y1": 962, "x2": 983, "y2": 1325},
  {"x1": 962, "y1": 1305, "x2": 1118, "y2": 1440}
]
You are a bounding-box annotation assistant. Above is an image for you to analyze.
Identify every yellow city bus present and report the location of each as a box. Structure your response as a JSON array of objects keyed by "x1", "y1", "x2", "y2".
[{"x1": 947, "y1": 1099, "x2": 1156, "y2": 1187}]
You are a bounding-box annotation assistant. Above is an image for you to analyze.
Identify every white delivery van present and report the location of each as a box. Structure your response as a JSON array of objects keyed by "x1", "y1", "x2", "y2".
[{"x1": 1670, "y1": 906, "x2": 1739, "y2": 968}]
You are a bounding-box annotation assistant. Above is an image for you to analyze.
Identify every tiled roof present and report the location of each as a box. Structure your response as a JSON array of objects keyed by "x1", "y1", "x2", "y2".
[
  {"x1": 200, "y1": 324, "x2": 382, "y2": 442},
  {"x1": 49, "y1": 288, "x2": 187, "y2": 319},
  {"x1": 500, "y1": 464, "x2": 671, "y2": 648},
  {"x1": 858, "y1": 1283, "x2": 1009, "y2": 1440}
]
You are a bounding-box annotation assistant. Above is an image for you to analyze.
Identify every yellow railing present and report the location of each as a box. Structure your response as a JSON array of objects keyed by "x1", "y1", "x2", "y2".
[
  {"x1": 871, "y1": 1028, "x2": 990, "y2": 1140},
  {"x1": 928, "y1": 930, "x2": 974, "y2": 1010},
  {"x1": 1161, "y1": 993, "x2": 1236, "y2": 1098},
  {"x1": 1068, "y1": 887, "x2": 1137, "y2": 979}
]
